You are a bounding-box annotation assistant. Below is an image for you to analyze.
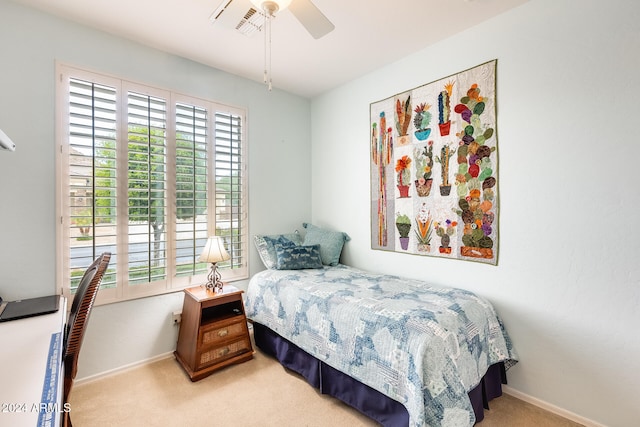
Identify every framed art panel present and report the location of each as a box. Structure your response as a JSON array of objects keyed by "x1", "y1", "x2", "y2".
[{"x1": 370, "y1": 60, "x2": 499, "y2": 265}]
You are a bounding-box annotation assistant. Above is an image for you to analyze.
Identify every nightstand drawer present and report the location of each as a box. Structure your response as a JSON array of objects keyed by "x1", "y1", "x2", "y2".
[
  {"x1": 199, "y1": 317, "x2": 247, "y2": 347},
  {"x1": 197, "y1": 337, "x2": 252, "y2": 369}
]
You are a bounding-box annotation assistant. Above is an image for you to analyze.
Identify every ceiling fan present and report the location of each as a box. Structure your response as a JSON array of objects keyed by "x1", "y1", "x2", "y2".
[{"x1": 210, "y1": 0, "x2": 335, "y2": 40}]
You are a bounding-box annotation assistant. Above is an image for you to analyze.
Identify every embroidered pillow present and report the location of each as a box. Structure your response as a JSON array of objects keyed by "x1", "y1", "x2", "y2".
[
  {"x1": 302, "y1": 223, "x2": 350, "y2": 266},
  {"x1": 275, "y1": 244, "x2": 323, "y2": 270},
  {"x1": 254, "y1": 232, "x2": 302, "y2": 269}
]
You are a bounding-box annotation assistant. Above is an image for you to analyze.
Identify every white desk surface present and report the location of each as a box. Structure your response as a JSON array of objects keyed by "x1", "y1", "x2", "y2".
[{"x1": 0, "y1": 296, "x2": 66, "y2": 427}]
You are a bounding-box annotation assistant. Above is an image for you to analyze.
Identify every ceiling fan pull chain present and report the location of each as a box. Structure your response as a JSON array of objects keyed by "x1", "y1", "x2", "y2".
[
  {"x1": 255, "y1": 1, "x2": 292, "y2": 91},
  {"x1": 268, "y1": 10, "x2": 273, "y2": 91},
  {"x1": 263, "y1": 8, "x2": 268, "y2": 84}
]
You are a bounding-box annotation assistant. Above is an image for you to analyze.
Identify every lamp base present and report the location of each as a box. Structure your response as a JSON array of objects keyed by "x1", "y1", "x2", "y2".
[
  {"x1": 204, "y1": 281, "x2": 224, "y2": 293},
  {"x1": 204, "y1": 263, "x2": 224, "y2": 293}
]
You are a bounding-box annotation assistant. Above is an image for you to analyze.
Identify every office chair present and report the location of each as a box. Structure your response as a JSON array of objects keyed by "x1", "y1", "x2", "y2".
[{"x1": 62, "y1": 252, "x2": 111, "y2": 427}]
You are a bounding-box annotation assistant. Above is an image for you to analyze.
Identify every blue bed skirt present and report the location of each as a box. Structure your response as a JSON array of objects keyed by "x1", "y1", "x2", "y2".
[{"x1": 253, "y1": 322, "x2": 506, "y2": 426}]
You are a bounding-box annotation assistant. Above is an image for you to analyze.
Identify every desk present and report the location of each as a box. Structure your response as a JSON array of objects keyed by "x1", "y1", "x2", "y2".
[{"x1": 0, "y1": 296, "x2": 66, "y2": 427}]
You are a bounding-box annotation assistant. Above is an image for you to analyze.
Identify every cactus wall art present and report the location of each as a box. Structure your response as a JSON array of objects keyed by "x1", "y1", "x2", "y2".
[
  {"x1": 395, "y1": 93, "x2": 412, "y2": 146},
  {"x1": 370, "y1": 60, "x2": 499, "y2": 265}
]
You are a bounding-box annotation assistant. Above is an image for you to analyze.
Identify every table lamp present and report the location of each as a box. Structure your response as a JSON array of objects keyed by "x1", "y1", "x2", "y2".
[{"x1": 199, "y1": 236, "x2": 230, "y2": 292}]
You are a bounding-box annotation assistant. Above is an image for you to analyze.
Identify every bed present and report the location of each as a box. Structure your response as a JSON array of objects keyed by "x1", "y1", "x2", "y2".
[
  {"x1": 247, "y1": 226, "x2": 517, "y2": 426},
  {"x1": 244, "y1": 264, "x2": 518, "y2": 427}
]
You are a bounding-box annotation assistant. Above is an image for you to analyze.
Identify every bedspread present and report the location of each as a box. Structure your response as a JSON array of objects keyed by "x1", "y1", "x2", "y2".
[{"x1": 245, "y1": 265, "x2": 517, "y2": 427}]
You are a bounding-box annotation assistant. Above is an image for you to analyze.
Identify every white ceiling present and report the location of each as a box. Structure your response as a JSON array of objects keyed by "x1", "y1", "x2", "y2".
[{"x1": 11, "y1": 0, "x2": 529, "y2": 98}]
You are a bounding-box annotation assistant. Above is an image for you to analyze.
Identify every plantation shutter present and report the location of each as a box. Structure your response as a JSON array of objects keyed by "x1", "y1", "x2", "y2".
[
  {"x1": 67, "y1": 78, "x2": 118, "y2": 292},
  {"x1": 175, "y1": 103, "x2": 209, "y2": 276},
  {"x1": 58, "y1": 64, "x2": 248, "y2": 304},
  {"x1": 126, "y1": 91, "x2": 168, "y2": 285},
  {"x1": 214, "y1": 111, "x2": 245, "y2": 271}
]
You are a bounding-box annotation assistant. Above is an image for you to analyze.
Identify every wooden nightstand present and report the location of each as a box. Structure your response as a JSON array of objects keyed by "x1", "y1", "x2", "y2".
[{"x1": 174, "y1": 284, "x2": 254, "y2": 381}]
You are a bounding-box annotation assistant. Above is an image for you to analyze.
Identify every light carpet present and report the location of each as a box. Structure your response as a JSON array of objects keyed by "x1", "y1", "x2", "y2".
[{"x1": 70, "y1": 334, "x2": 583, "y2": 427}]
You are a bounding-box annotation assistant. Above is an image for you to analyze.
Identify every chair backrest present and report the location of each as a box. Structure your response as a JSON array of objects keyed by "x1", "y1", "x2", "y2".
[{"x1": 63, "y1": 252, "x2": 111, "y2": 403}]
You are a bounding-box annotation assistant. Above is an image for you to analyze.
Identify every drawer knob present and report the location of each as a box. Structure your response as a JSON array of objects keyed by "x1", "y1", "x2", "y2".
[{"x1": 218, "y1": 329, "x2": 228, "y2": 337}]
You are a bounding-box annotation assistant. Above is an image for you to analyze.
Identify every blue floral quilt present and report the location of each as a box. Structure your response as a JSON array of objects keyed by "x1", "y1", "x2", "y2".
[{"x1": 245, "y1": 265, "x2": 517, "y2": 427}]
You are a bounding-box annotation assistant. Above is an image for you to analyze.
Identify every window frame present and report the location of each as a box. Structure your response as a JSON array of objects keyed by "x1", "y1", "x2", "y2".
[{"x1": 55, "y1": 63, "x2": 249, "y2": 306}]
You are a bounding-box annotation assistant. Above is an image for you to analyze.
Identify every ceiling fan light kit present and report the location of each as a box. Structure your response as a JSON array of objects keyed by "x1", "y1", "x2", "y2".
[{"x1": 250, "y1": 0, "x2": 292, "y2": 14}]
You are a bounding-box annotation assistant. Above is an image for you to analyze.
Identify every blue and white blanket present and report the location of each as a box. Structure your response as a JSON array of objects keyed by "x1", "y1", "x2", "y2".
[{"x1": 245, "y1": 265, "x2": 517, "y2": 427}]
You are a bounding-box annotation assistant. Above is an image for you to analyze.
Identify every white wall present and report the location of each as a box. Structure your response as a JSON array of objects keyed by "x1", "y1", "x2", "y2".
[
  {"x1": 0, "y1": 2, "x2": 311, "y2": 378},
  {"x1": 310, "y1": 1, "x2": 639, "y2": 426}
]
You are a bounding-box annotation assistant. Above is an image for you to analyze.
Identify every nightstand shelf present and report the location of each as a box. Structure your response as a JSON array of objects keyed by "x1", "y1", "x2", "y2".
[{"x1": 174, "y1": 284, "x2": 253, "y2": 381}]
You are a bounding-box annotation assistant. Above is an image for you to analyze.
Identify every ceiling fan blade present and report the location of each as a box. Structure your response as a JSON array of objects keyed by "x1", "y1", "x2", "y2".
[{"x1": 288, "y1": 0, "x2": 335, "y2": 39}]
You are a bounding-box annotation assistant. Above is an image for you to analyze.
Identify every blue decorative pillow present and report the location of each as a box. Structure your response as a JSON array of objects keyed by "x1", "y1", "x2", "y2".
[
  {"x1": 254, "y1": 232, "x2": 302, "y2": 269},
  {"x1": 275, "y1": 244, "x2": 323, "y2": 270},
  {"x1": 302, "y1": 223, "x2": 350, "y2": 266}
]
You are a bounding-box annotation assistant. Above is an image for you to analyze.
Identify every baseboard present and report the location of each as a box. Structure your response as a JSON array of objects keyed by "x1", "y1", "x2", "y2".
[
  {"x1": 503, "y1": 385, "x2": 607, "y2": 427},
  {"x1": 74, "y1": 351, "x2": 176, "y2": 386}
]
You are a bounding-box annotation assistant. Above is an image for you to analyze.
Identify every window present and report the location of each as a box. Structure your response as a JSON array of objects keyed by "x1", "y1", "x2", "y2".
[{"x1": 56, "y1": 65, "x2": 248, "y2": 304}]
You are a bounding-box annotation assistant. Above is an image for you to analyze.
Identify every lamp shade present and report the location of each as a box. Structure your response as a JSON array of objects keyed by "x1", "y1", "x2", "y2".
[{"x1": 199, "y1": 236, "x2": 231, "y2": 264}]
